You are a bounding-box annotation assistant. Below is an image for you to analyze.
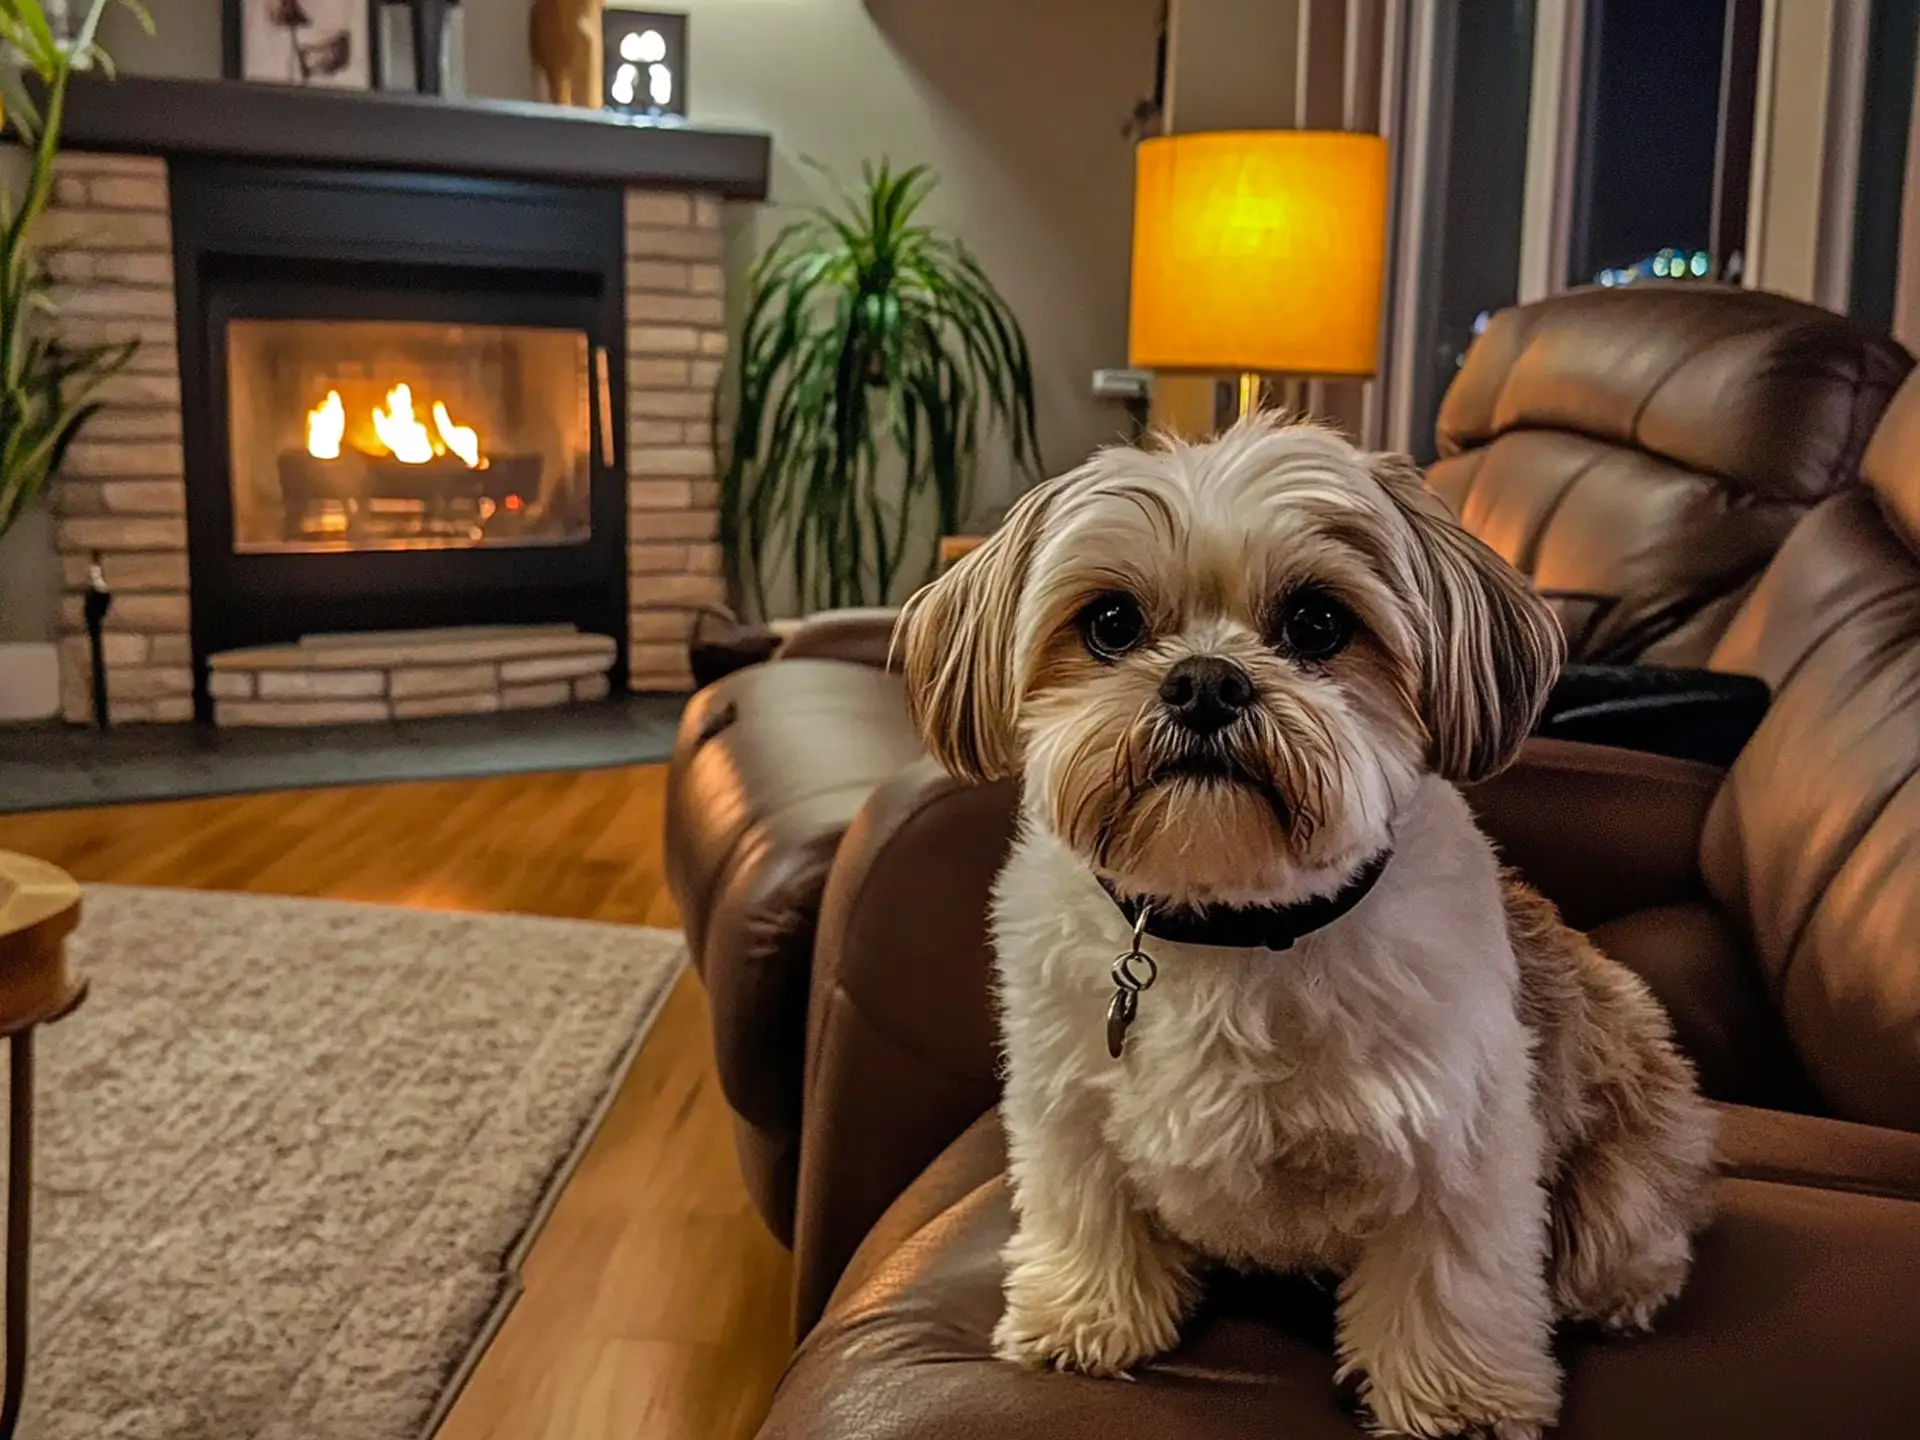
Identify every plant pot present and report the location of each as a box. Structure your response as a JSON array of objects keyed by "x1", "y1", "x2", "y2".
[{"x1": 0, "y1": 641, "x2": 60, "y2": 723}]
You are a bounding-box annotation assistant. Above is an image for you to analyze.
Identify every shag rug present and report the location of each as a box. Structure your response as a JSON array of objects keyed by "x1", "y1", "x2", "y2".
[{"x1": 0, "y1": 885, "x2": 685, "y2": 1440}]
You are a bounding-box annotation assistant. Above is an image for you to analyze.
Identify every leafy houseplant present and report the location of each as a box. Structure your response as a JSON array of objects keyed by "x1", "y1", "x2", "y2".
[
  {"x1": 718, "y1": 161, "x2": 1042, "y2": 616},
  {"x1": 0, "y1": 0, "x2": 150, "y2": 566}
]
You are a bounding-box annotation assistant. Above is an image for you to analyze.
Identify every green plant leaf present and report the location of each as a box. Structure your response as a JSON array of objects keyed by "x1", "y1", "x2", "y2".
[
  {"x1": 0, "y1": 0, "x2": 149, "y2": 551},
  {"x1": 714, "y1": 161, "x2": 1041, "y2": 617}
]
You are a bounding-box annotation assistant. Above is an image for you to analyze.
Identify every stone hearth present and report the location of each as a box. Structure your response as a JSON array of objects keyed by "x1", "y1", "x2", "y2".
[
  {"x1": 41, "y1": 78, "x2": 769, "y2": 725},
  {"x1": 207, "y1": 626, "x2": 616, "y2": 726}
]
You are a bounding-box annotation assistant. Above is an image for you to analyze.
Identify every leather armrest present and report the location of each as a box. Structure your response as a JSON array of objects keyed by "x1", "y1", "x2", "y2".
[
  {"x1": 776, "y1": 608, "x2": 902, "y2": 668},
  {"x1": 1464, "y1": 738, "x2": 1723, "y2": 931},
  {"x1": 789, "y1": 760, "x2": 1014, "y2": 1337},
  {"x1": 1536, "y1": 664, "x2": 1770, "y2": 767}
]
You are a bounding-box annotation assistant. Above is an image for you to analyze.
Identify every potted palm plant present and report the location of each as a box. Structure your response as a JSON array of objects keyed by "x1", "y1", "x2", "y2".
[
  {"x1": 718, "y1": 161, "x2": 1041, "y2": 617},
  {"x1": 0, "y1": 0, "x2": 148, "y2": 718}
]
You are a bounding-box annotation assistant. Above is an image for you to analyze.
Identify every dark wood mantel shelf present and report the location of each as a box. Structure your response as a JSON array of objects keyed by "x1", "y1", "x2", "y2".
[{"x1": 60, "y1": 75, "x2": 771, "y2": 199}]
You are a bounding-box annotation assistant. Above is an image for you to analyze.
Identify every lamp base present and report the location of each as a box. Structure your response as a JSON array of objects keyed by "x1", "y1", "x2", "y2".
[
  {"x1": 1231, "y1": 373, "x2": 1310, "y2": 425},
  {"x1": 1236, "y1": 372, "x2": 1263, "y2": 421}
]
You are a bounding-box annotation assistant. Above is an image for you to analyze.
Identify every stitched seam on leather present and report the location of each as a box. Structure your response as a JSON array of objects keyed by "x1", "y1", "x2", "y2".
[
  {"x1": 1595, "y1": 559, "x2": 1770, "y2": 663},
  {"x1": 1514, "y1": 445, "x2": 1607, "y2": 578},
  {"x1": 1724, "y1": 1162, "x2": 1920, "y2": 1205},
  {"x1": 1761, "y1": 582, "x2": 1910, "y2": 698},
  {"x1": 826, "y1": 975, "x2": 996, "y2": 1090},
  {"x1": 806, "y1": 780, "x2": 999, "y2": 1084},
  {"x1": 1839, "y1": 355, "x2": 1871, "y2": 489},
  {"x1": 1626, "y1": 322, "x2": 1785, "y2": 487},
  {"x1": 818, "y1": 774, "x2": 1009, "y2": 1081},
  {"x1": 1775, "y1": 759, "x2": 1920, "y2": 1005},
  {"x1": 1837, "y1": 349, "x2": 1907, "y2": 492}
]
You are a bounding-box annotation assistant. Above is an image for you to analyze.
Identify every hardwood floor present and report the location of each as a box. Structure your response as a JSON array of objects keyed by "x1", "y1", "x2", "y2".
[{"x1": 0, "y1": 765, "x2": 793, "y2": 1440}]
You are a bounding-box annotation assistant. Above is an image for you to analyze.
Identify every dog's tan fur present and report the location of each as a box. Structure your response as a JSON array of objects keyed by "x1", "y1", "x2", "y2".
[
  {"x1": 1505, "y1": 878, "x2": 1718, "y2": 1330},
  {"x1": 899, "y1": 415, "x2": 1716, "y2": 1439}
]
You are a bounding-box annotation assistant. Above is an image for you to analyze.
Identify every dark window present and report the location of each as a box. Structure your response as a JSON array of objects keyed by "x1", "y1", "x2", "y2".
[{"x1": 1568, "y1": 0, "x2": 1730, "y2": 285}]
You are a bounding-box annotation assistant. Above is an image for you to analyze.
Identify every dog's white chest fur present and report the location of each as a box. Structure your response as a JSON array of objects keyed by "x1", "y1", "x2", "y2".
[{"x1": 992, "y1": 778, "x2": 1535, "y2": 1277}]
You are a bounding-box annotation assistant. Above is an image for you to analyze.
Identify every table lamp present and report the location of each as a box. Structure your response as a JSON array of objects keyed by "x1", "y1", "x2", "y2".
[{"x1": 1129, "y1": 130, "x2": 1389, "y2": 421}]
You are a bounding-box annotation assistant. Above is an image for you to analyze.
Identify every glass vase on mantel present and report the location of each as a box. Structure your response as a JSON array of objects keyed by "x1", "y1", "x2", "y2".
[{"x1": 376, "y1": 0, "x2": 465, "y2": 97}]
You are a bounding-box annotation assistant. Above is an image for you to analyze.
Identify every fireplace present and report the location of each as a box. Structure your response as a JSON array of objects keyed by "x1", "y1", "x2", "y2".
[
  {"x1": 42, "y1": 77, "x2": 767, "y2": 726},
  {"x1": 225, "y1": 318, "x2": 594, "y2": 554},
  {"x1": 172, "y1": 158, "x2": 633, "y2": 719}
]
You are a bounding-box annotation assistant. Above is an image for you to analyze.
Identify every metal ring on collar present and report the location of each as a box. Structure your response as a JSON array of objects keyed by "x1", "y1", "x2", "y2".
[{"x1": 1111, "y1": 949, "x2": 1157, "y2": 992}]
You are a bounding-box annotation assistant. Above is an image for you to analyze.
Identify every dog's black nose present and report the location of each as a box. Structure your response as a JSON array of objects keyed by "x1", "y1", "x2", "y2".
[{"x1": 1159, "y1": 656, "x2": 1255, "y2": 734}]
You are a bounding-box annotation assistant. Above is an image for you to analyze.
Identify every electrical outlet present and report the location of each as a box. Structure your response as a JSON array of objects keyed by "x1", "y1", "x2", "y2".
[{"x1": 1092, "y1": 368, "x2": 1152, "y2": 401}]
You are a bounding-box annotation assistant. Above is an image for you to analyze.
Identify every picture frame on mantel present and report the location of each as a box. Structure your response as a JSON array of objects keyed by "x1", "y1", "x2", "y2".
[{"x1": 223, "y1": 0, "x2": 377, "y2": 90}]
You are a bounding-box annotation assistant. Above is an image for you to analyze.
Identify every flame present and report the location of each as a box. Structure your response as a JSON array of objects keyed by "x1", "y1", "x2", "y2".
[
  {"x1": 306, "y1": 390, "x2": 345, "y2": 460},
  {"x1": 371, "y1": 384, "x2": 435, "y2": 465},
  {"x1": 432, "y1": 401, "x2": 484, "y2": 468},
  {"x1": 308, "y1": 385, "x2": 488, "y2": 469}
]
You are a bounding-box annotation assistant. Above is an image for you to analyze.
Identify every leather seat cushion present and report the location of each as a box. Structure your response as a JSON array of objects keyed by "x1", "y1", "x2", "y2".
[{"x1": 761, "y1": 1112, "x2": 1920, "y2": 1440}]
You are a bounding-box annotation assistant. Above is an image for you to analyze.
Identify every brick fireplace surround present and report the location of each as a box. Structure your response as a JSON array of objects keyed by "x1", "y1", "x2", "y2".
[{"x1": 42, "y1": 77, "x2": 769, "y2": 725}]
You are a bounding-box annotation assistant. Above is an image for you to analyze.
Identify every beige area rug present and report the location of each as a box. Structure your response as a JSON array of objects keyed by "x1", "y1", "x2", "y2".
[{"x1": 0, "y1": 885, "x2": 685, "y2": 1440}]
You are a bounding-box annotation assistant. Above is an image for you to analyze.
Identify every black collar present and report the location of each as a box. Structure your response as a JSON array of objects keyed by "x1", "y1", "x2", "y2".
[{"x1": 1099, "y1": 849, "x2": 1393, "y2": 953}]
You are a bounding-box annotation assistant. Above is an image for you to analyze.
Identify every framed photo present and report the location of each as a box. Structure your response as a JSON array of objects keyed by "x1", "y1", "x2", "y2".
[
  {"x1": 603, "y1": 10, "x2": 688, "y2": 118},
  {"x1": 223, "y1": 0, "x2": 376, "y2": 90}
]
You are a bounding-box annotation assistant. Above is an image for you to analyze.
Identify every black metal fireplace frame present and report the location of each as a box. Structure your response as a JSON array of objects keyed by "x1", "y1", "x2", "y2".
[{"x1": 171, "y1": 159, "x2": 630, "y2": 719}]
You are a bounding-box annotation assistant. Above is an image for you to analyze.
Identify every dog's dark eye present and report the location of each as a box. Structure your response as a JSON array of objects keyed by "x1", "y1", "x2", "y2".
[
  {"x1": 1078, "y1": 593, "x2": 1148, "y2": 661},
  {"x1": 1276, "y1": 589, "x2": 1354, "y2": 662}
]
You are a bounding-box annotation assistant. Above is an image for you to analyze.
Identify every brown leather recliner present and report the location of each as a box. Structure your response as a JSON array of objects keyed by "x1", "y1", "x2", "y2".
[
  {"x1": 1431, "y1": 285, "x2": 1908, "y2": 664},
  {"x1": 663, "y1": 648, "x2": 924, "y2": 1242},
  {"x1": 756, "y1": 367, "x2": 1920, "y2": 1436},
  {"x1": 664, "y1": 285, "x2": 1910, "y2": 1248}
]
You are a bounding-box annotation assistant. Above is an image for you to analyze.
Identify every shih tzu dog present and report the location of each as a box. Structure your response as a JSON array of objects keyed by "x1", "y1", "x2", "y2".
[{"x1": 897, "y1": 416, "x2": 1716, "y2": 1439}]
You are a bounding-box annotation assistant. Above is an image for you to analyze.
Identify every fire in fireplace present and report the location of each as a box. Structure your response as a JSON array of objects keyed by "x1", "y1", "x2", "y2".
[{"x1": 225, "y1": 317, "x2": 593, "y2": 553}]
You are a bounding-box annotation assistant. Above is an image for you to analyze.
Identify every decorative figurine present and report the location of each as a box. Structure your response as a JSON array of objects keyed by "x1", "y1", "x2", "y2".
[{"x1": 530, "y1": 0, "x2": 603, "y2": 109}]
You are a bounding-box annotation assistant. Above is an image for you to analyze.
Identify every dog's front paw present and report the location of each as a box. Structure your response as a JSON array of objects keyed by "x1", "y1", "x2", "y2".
[
  {"x1": 992, "y1": 1246, "x2": 1191, "y2": 1377},
  {"x1": 1341, "y1": 1349, "x2": 1557, "y2": 1440},
  {"x1": 1346, "y1": 1371, "x2": 1553, "y2": 1440}
]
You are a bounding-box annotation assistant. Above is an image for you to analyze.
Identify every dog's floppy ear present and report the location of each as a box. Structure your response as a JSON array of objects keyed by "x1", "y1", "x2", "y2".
[
  {"x1": 896, "y1": 478, "x2": 1062, "y2": 782},
  {"x1": 1370, "y1": 453, "x2": 1564, "y2": 783}
]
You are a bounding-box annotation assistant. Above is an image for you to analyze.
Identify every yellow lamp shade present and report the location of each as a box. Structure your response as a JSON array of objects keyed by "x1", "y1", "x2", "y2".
[{"x1": 1129, "y1": 130, "x2": 1389, "y2": 378}]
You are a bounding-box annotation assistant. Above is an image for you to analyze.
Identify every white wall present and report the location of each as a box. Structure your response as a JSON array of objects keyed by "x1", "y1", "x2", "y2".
[{"x1": 642, "y1": 0, "x2": 1158, "y2": 526}]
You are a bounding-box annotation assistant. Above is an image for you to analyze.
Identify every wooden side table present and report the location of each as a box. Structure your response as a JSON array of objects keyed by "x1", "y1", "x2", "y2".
[{"x1": 0, "y1": 854, "x2": 85, "y2": 1440}]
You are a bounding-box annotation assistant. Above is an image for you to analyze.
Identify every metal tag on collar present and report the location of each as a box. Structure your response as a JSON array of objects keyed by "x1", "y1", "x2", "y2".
[{"x1": 1106, "y1": 904, "x2": 1158, "y2": 1060}]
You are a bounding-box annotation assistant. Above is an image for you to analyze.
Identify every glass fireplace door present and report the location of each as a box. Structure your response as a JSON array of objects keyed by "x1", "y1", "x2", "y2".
[{"x1": 225, "y1": 319, "x2": 593, "y2": 553}]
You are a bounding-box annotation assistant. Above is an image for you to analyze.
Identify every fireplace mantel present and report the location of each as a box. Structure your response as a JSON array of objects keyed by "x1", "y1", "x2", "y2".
[{"x1": 60, "y1": 75, "x2": 771, "y2": 199}]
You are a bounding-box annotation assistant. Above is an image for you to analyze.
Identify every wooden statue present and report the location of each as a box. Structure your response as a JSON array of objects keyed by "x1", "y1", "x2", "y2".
[{"x1": 530, "y1": 0, "x2": 604, "y2": 109}]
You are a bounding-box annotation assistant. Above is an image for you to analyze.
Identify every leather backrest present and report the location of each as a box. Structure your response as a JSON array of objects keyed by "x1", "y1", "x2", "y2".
[
  {"x1": 1700, "y1": 369, "x2": 1920, "y2": 1132},
  {"x1": 1430, "y1": 286, "x2": 1911, "y2": 665}
]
